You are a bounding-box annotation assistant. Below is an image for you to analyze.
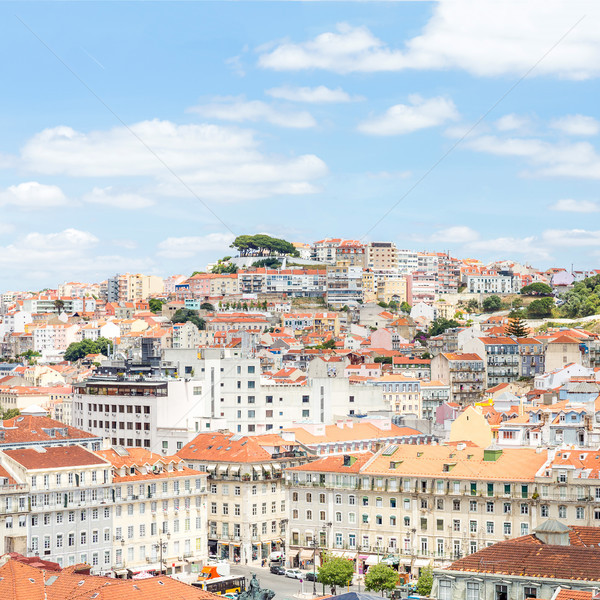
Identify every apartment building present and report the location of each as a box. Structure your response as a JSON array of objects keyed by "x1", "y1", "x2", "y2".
[
  {"x1": 0, "y1": 465, "x2": 29, "y2": 554},
  {"x1": 0, "y1": 445, "x2": 113, "y2": 572},
  {"x1": 335, "y1": 240, "x2": 366, "y2": 267},
  {"x1": 517, "y1": 337, "x2": 545, "y2": 377},
  {"x1": 285, "y1": 444, "x2": 563, "y2": 576},
  {"x1": 407, "y1": 271, "x2": 437, "y2": 305},
  {"x1": 463, "y1": 337, "x2": 520, "y2": 387},
  {"x1": 431, "y1": 353, "x2": 485, "y2": 405},
  {"x1": 397, "y1": 250, "x2": 418, "y2": 275},
  {"x1": 421, "y1": 381, "x2": 450, "y2": 420},
  {"x1": 326, "y1": 262, "x2": 363, "y2": 307},
  {"x1": 366, "y1": 242, "x2": 398, "y2": 271},
  {"x1": 373, "y1": 374, "x2": 422, "y2": 417},
  {"x1": 94, "y1": 447, "x2": 208, "y2": 576},
  {"x1": 545, "y1": 335, "x2": 584, "y2": 372},
  {"x1": 107, "y1": 274, "x2": 164, "y2": 302},
  {"x1": 312, "y1": 239, "x2": 342, "y2": 264},
  {"x1": 178, "y1": 431, "x2": 310, "y2": 565}
]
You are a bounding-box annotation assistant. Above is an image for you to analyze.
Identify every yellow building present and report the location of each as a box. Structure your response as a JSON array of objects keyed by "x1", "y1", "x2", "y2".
[{"x1": 449, "y1": 406, "x2": 493, "y2": 448}]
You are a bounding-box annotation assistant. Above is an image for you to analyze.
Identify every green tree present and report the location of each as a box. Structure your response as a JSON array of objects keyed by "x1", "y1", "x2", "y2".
[
  {"x1": 200, "y1": 303, "x2": 215, "y2": 311},
  {"x1": 505, "y1": 316, "x2": 528, "y2": 337},
  {"x1": 54, "y1": 298, "x2": 65, "y2": 313},
  {"x1": 252, "y1": 258, "x2": 282, "y2": 269},
  {"x1": 230, "y1": 234, "x2": 299, "y2": 257},
  {"x1": 211, "y1": 262, "x2": 238, "y2": 274},
  {"x1": 149, "y1": 298, "x2": 164, "y2": 313},
  {"x1": 527, "y1": 297, "x2": 554, "y2": 318},
  {"x1": 317, "y1": 557, "x2": 354, "y2": 595},
  {"x1": 388, "y1": 300, "x2": 399, "y2": 312},
  {"x1": 429, "y1": 318, "x2": 460, "y2": 337},
  {"x1": 64, "y1": 337, "x2": 113, "y2": 362},
  {"x1": 416, "y1": 565, "x2": 434, "y2": 597},
  {"x1": 374, "y1": 356, "x2": 393, "y2": 364},
  {"x1": 482, "y1": 295, "x2": 502, "y2": 312},
  {"x1": 466, "y1": 299, "x2": 479, "y2": 313},
  {"x1": 520, "y1": 282, "x2": 553, "y2": 296},
  {"x1": 377, "y1": 301, "x2": 388, "y2": 308},
  {"x1": 400, "y1": 302, "x2": 411, "y2": 314},
  {"x1": 364, "y1": 563, "x2": 399, "y2": 597},
  {"x1": 171, "y1": 309, "x2": 206, "y2": 330},
  {"x1": 0, "y1": 408, "x2": 20, "y2": 420}
]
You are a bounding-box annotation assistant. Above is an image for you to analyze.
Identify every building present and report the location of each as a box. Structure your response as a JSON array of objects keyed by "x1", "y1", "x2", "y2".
[
  {"x1": 462, "y1": 337, "x2": 520, "y2": 387},
  {"x1": 177, "y1": 431, "x2": 310, "y2": 565},
  {"x1": 545, "y1": 335, "x2": 584, "y2": 373},
  {"x1": 432, "y1": 521, "x2": 600, "y2": 600},
  {"x1": 366, "y1": 242, "x2": 398, "y2": 271},
  {"x1": 518, "y1": 337, "x2": 545, "y2": 377},
  {"x1": 93, "y1": 447, "x2": 208, "y2": 576},
  {"x1": 373, "y1": 374, "x2": 422, "y2": 417},
  {"x1": 0, "y1": 445, "x2": 113, "y2": 572},
  {"x1": 326, "y1": 262, "x2": 364, "y2": 307},
  {"x1": 420, "y1": 381, "x2": 451, "y2": 420},
  {"x1": 430, "y1": 353, "x2": 485, "y2": 405}
]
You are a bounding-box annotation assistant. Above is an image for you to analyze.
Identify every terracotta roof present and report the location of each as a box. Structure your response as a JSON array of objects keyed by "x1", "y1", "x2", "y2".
[
  {"x1": 285, "y1": 423, "x2": 422, "y2": 445},
  {"x1": 447, "y1": 538, "x2": 600, "y2": 582},
  {"x1": 441, "y1": 353, "x2": 482, "y2": 361},
  {"x1": 287, "y1": 452, "x2": 373, "y2": 473},
  {"x1": 0, "y1": 559, "x2": 220, "y2": 600},
  {"x1": 0, "y1": 415, "x2": 97, "y2": 445},
  {"x1": 554, "y1": 590, "x2": 594, "y2": 600},
  {"x1": 362, "y1": 444, "x2": 547, "y2": 481},
  {"x1": 177, "y1": 432, "x2": 273, "y2": 463},
  {"x1": 549, "y1": 335, "x2": 582, "y2": 344},
  {"x1": 3, "y1": 445, "x2": 108, "y2": 470}
]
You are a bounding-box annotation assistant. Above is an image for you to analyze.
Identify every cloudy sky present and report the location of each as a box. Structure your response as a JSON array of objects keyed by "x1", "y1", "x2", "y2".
[{"x1": 1, "y1": 1, "x2": 600, "y2": 289}]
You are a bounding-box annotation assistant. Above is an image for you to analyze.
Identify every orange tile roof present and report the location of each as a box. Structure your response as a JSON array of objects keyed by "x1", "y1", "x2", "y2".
[
  {"x1": 287, "y1": 452, "x2": 373, "y2": 473},
  {"x1": 0, "y1": 415, "x2": 97, "y2": 445},
  {"x1": 177, "y1": 431, "x2": 273, "y2": 463},
  {"x1": 363, "y1": 444, "x2": 547, "y2": 481},
  {"x1": 286, "y1": 423, "x2": 422, "y2": 445},
  {"x1": 3, "y1": 445, "x2": 108, "y2": 470},
  {"x1": 442, "y1": 353, "x2": 482, "y2": 361}
]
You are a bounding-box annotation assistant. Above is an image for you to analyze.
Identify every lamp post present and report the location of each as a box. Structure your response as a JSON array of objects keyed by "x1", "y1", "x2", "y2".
[
  {"x1": 311, "y1": 536, "x2": 319, "y2": 597},
  {"x1": 153, "y1": 532, "x2": 171, "y2": 575}
]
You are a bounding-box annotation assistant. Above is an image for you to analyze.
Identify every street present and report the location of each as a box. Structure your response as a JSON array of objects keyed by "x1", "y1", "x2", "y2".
[{"x1": 229, "y1": 565, "x2": 364, "y2": 599}]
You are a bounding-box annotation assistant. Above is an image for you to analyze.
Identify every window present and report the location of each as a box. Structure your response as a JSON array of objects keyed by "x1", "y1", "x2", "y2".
[
  {"x1": 540, "y1": 505, "x2": 549, "y2": 517},
  {"x1": 486, "y1": 521, "x2": 494, "y2": 534},
  {"x1": 503, "y1": 502, "x2": 511, "y2": 514},
  {"x1": 520, "y1": 503, "x2": 529, "y2": 515},
  {"x1": 504, "y1": 522, "x2": 511, "y2": 535},
  {"x1": 576, "y1": 506, "x2": 585, "y2": 520},
  {"x1": 558, "y1": 505, "x2": 567, "y2": 519},
  {"x1": 486, "y1": 501, "x2": 494, "y2": 513},
  {"x1": 469, "y1": 500, "x2": 477, "y2": 512},
  {"x1": 524, "y1": 586, "x2": 538, "y2": 598},
  {"x1": 453, "y1": 499, "x2": 460, "y2": 511},
  {"x1": 470, "y1": 520, "x2": 477, "y2": 533}
]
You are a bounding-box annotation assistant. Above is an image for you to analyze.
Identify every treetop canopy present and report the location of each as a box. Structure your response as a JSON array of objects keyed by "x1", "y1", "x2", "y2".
[{"x1": 231, "y1": 234, "x2": 299, "y2": 257}]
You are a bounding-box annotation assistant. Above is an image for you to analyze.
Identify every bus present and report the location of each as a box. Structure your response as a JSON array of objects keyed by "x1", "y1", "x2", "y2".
[{"x1": 192, "y1": 575, "x2": 246, "y2": 596}]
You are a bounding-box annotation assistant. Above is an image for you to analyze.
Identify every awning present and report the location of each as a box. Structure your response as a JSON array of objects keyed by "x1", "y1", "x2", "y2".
[
  {"x1": 272, "y1": 462, "x2": 282, "y2": 470},
  {"x1": 206, "y1": 463, "x2": 216, "y2": 472},
  {"x1": 170, "y1": 560, "x2": 186, "y2": 568},
  {"x1": 414, "y1": 559, "x2": 432, "y2": 568},
  {"x1": 114, "y1": 569, "x2": 129, "y2": 576},
  {"x1": 331, "y1": 551, "x2": 344, "y2": 558},
  {"x1": 252, "y1": 465, "x2": 262, "y2": 473},
  {"x1": 217, "y1": 465, "x2": 228, "y2": 474},
  {"x1": 219, "y1": 542, "x2": 229, "y2": 546},
  {"x1": 400, "y1": 559, "x2": 411, "y2": 565},
  {"x1": 270, "y1": 552, "x2": 284, "y2": 561},
  {"x1": 287, "y1": 550, "x2": 299, "y2": 559},
  {"x1": 230, "y1": 465, "x2": 240, "y2": 474},
  {"x1": 300, "y1": 549, "x2": 314, "y2": 561},
  {"x1": 358, "y1": 555, "x2": 368, "y2": 560},
  {"x1": 365, "y1": 555, "x2": 380, "y2": 566},
  {"x1": 231, "y1": 543, "x2": 241, "y2": 547}
]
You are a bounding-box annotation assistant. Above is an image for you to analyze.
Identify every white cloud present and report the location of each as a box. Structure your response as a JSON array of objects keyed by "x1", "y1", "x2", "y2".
[
  {"x1": 20, "y1": 120, "x2": 327, "y2": 202},
  {"x1": 542, "y1": 229, "x2": 600, "y2": 246},
  {"x1": 157, "y1": 233, "x2": 236, "y2": 259},
  {"x1": 550, "y1": 114, "x2": 600, "y2": 136},
  {"x1": 465, "y1": 236, "x2": 552, "y2": 262},
  {"x1": 0, "y1": 182, "x2": 69, "y2": 209},
  {"x1": 258, "y1": 5, "x2": 600, "y2": 79},
  {"x1": 265, "y1": 85, "x2": 359, "y2": 103},
  {"x1": 358, "y1": 95, "x2": 458, "y2": 136},
  {"x1": 414, "y1": 225, "x2": 480, "y2": 244},
  {"x1": 550, "y1": 198, "x2": 600, "y2": 213},
  {"x1": 464, "y1": 134, "x2": 600, "y2": 179},
  {"x1": 188, "y1": 97, "x2": 316, "y2": 128},
  {"x1": 495, "y1": 114, "x2": 530, "y2": 132},
  {"x1": 83, "y1": 186, "x2": 155, "y2": 209}
]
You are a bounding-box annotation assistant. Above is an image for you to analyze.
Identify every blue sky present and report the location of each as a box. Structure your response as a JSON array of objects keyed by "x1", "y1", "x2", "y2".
[{"x1": 1, "y1": 1, "x2": 600, "y2": 289}]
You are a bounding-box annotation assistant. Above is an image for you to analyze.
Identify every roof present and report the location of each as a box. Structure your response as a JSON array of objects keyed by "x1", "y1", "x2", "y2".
[
  {"x1": 287, "y1": 452, "x2": 373, "y2": 473},
  {"x1": 0, "y1": 559, "x2": 220, "y2": 600},
  {"x1": 446, "y1": 538, "x2": 600, "y2": 582},
  {"x1": 554, "y1": 591, "x2": 593, "y2": 600},
  {"x1": 177, "y1": 432, "x2": 273, "y2": 463},
  {"x1": 441, "y1": 352, "x2": 482, "y2": 361},
  {"x1": 286, "y1": 422, "x2": 422, "y2": 445},
  {"x1": 362, "y1": 444, "x2": 547, "y2": 481},
  {"x1": 0, "y1": 415, "x2": 97, "y2": 445},
  {"x1": 549, "y1": 335, "x2": 582, "y2": 344},
  {"x1": 3, "y1": 445, "x2": 108, "y2": 470}
]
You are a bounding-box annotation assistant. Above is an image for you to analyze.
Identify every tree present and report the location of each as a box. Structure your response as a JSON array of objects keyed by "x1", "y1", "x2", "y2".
[
  {"x1": 211, "y1": 262, "x2": 237, "y2": 274},
  {"x1": 429, "y1": 318, "x2": 460, "y2": 337},
  {"x1": 520, "y1": 282, "x2": 553, "y2": 296},
  {"x1": 230, "y1": 234, "x2": 299, "y2": 258},
  {"x1": 374, "y1": 356, "x2": 392, "y2": 364},
  {"x1": 364, "y1": 563, "x2": 399, "y2": 597},
  {"x1": 505, "y1": 315, "x2": 528, "y2": 337},
  {"x1": 149, "y1": 298, "x2": 164, "y2": 313},
  {"x1": 200, "y1": 303, "x2": 215, "y2": 311},
  {"x1": 252, "y1": 258, "x2": 282, "y2": 269},
  {"x1": 171, "y1": 309, "x2": 206, "y2": 330},
  {"x1": 64, "y1": 337, "x2": 113, "y2": 362},
  {"x1": 416, "y1": 565, "x2": 434, "y2": 597},
  {"x1": 54, "y1": 298, "x2": 65, "y2": 313},
  {"x1": 317, "y1": 557, "x2": 354, "y2": 595},
  {"x1": 482, "y1": 295, "x2": 502, "y2": 312},
  {"x1": 466, "y1": 298, "x2": 479, "y2": 313},
  {"x1": 400, "y1": 302, "x2": 411, "y2": 314},
  {"x1": 388, "y1": 300, "x2": 399, "y2": 312},
  {"x1": 527, "y1": 297, "x2": 554, "y2": 318}
]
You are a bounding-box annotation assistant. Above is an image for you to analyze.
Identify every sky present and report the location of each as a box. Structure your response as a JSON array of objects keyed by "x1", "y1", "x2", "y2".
[{"x1": 1, "y1": 1, "x2": 600, "y2": 290}]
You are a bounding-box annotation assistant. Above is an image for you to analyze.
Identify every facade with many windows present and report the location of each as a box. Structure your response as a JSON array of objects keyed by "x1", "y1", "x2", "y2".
[{"x1": 285, "y1": 444, "x2": 600, "y2": 576}]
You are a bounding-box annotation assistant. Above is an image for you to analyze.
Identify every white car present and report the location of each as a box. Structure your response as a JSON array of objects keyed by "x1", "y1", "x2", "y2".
[{"x1": 285, "y1": 569, "x2": 304, "y2": 579}]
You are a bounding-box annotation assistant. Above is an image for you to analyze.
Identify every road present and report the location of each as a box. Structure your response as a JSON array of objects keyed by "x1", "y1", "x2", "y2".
[{"x1": 229, "y1": 565, "x2": 363, "y2": 599}]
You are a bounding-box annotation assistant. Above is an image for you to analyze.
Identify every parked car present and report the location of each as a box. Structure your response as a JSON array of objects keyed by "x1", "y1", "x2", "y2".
[
  {"x1": 304, "y1": 572, "x2": 318, "y2": 582},
  {"x1": 270, "y1": 565, "x2": 286, "y2": 575},
  {"x1": 285, "y1": 569, "x2": 304, "y2": 579}
]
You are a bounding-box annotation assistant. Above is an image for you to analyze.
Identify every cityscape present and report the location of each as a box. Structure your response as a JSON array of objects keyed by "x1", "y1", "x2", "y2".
[{"x1": 1, "y1": 2, "x2": 600, "y2": 600}]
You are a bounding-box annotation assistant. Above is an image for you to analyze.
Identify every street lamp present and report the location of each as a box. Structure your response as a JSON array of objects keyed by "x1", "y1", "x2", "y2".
[
  {"x1": 153, "y1": 532, "x2": 171, "y2": 575},
  {"x1": 311, "y1": 536, "x2": 319, "y2": 597}
]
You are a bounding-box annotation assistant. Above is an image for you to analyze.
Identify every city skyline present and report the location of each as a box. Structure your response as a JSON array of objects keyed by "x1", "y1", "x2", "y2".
[{"x1": 1, "y1": 2, "x2": 600, "y2": 288}]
